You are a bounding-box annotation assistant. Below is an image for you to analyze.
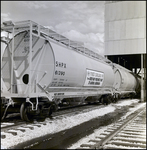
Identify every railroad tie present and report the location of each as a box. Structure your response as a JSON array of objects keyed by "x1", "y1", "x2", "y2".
[
  {"x1": 80, "y1": 143, "x2": 93, "y2": 148},
  {"x1": 112, "y1": 136, "x2": 146, "y2": 144},
  {"x1": 76, "y1": 147, "x2": 89, "y2": 149},
  {"x1": 1, "y1": 135, "x2": 6, "y2": 139},
  {"x1": 15, "y1": 128, "x2": 26, "y2": 132},
  {"x1": 89, "y1": 139, "x2": 101, "y2": 143},
  {"x1": 107, "y1": 140, "x2": 146, "y2": 149},
  {"x1": 7, "y1": 130, "x2": 17, "y2": 136},
  {"x1": 33, "y1": 124, "x2": 42, "y2": 127},
  {"x1": 20, "y1": 126, "x2": 34, "y2": 130}
]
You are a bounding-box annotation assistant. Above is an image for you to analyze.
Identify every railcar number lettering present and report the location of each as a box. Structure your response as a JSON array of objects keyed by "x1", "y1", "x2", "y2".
[
  {"x1": 56, "y1": 61, "x2": 66, "y2": 68},
  {"x1": 54, "y1": 93, "x2": 64, "y2": 96},
  {"x1": 55, "y1": 70, "x2": 65, "y2": 76}
]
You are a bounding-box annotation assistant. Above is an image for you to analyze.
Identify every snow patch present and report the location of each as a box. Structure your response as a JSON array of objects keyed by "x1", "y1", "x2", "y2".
[
  {"x1": 67, "y1": 100, "x2": 145, "y2": 149},
  {"x1": 114, "y1": 99, "x2": 139, "y2": 107},
  {"x1": 1, "y1": 99, "x2": 143, "y2": 149}
]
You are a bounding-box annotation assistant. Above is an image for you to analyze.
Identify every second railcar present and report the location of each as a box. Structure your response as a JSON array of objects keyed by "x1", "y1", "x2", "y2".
[{"x1": 112, "y1": 63, "x2": 139, "y2": 99}]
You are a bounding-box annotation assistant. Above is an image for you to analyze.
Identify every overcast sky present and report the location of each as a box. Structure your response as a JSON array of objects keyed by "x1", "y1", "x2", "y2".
[{"x1": 1, "y1": 1, "x2": 105, "y2": 55}]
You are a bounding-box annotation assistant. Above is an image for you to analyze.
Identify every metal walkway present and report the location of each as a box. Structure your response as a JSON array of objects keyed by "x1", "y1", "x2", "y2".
[{"x1": 1, "y1": 20, "x2": 112, "y2": 64}]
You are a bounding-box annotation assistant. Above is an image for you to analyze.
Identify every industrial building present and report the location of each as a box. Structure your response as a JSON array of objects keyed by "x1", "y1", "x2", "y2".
[{"x1": 104, "y1": 1, "x2": 146, "y2": 101}]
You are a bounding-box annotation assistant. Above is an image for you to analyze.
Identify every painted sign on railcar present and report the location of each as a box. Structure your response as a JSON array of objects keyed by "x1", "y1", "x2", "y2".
[{"x1": 84, "y1": 69, "x2": 104, "y2": 86}]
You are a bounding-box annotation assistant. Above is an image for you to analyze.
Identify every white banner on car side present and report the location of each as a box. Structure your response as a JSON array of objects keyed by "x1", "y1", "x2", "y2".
[{"x1": 84, "y1": 69, "x2": 104, "y2": 87}]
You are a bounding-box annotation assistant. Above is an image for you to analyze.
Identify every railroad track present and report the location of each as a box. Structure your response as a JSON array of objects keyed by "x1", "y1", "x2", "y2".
[
  {"x1": 1, "y1": 99, "x2": 143, "y2": 149},
  {"x1": 53, "y1": 103, "x2": 103, "y2": 118},
  {"x1": 77, "y1": 106, "x2": 146, "y2": 149},
  {"x1": 1, "y1": 103, "x2": 102, "y2": 139},
  {"x1": 1, "y1": 122, "x2": 47, "y2": 139}
]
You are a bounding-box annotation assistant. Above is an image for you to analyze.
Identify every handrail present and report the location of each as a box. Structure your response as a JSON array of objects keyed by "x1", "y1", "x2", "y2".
[{"x1": 1, "y1": 20, "x2": 112, "y2": 64}]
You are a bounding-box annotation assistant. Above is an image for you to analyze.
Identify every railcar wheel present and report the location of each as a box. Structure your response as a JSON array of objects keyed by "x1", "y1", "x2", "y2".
[
  {"x1": 100, "y1": 96, "x2": 107, "y2": 105},
  {"x1": 113, "y1": 93, "x2": 119, "y2": 102},
  {"x1": 48, "y1": 105, "x2": 54, "y2": 116},
  {"x1": 20, "y1": 102, "x2": 33, "y2": 122},
  {"x1": 100, "y1": 97, "x2": 104, "y2": 104}
]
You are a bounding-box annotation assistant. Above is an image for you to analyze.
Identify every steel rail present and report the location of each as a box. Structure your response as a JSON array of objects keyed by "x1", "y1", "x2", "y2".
[
  {"x1": 90, "y1": 107, "x2": 146, "y2": 149},
  {"x1": 77, "y1": 105, "x2": 146, "y2": 149}
]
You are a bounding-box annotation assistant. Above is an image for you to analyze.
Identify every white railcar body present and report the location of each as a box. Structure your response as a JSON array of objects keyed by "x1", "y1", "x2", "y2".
[
  {"x1": 1, "y1": 20, "x2": 141, "y2": 121},
  {"x1": 113, "y1": 63, "x2": 138, "y2": 98},
  {"x1": 1, "y1": 30, "x2": 115, "y2": 101}
]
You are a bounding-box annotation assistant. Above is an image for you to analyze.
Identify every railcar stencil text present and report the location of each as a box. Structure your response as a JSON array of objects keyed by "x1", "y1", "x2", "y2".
[{"x1": 56, "y1": 61, "x2": 66, "y2": 68}]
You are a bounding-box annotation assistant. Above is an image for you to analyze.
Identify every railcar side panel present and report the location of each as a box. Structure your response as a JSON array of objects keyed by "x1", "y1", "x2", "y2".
[{"x1": 49, "y1": 40, "x2": 115, "y2": 89}]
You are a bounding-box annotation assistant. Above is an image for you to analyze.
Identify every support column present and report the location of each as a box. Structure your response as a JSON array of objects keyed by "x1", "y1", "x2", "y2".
[
  {"x1": 143, "y1": 54, "x2": 146, "y2": 101},
  {"x1": 141, "y1": 54, "x2": 144, "y2": 102},
  {"x1": 118, "y1": 57, "x2": 120, "y2": 64}
]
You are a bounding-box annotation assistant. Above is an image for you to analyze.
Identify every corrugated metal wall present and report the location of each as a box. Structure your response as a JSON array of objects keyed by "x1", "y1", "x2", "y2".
[{"x1": 105, "y1": 1, "x2": 146, "y2": 55}]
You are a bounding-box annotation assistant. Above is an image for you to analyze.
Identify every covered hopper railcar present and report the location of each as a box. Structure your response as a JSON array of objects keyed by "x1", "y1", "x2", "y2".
[
  {"x1": 1, "y1": 20, "x2": 140, "y2": 121},
  {"x1": 112, "y1": 63, "x2": 141, "y2": 100}
]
